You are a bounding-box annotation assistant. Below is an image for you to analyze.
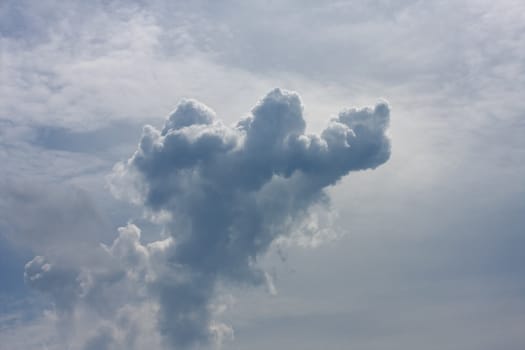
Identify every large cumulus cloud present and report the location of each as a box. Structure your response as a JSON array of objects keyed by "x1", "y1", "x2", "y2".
[
  {"x1": 108, "y1": 88, "x2": 390, "y2": 348},
  {"x1": 23, "y1": 88, "x2": 390, "y2": 349}
]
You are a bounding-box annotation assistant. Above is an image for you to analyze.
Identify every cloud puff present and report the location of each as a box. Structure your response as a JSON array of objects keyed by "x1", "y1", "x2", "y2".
[
  {"x1": 108, "y1": 88, "x2": 391, "y2": 348},
  {"x1": 23, "y1": 224, "x2": 168, "y2": 350}
]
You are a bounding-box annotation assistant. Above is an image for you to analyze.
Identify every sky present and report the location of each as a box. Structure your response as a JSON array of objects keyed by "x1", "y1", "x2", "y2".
[{"x1": 1, "y1": 0, "x2": 525, "y2": 349}]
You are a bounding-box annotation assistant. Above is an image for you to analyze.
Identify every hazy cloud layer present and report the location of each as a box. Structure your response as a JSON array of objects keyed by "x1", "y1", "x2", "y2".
[
  {"x1": 0, "y1": 182, "x2": 109, "y2": 256},
  {"x1": 2, "y1": 1, "x2": 524, "y2": 349}
]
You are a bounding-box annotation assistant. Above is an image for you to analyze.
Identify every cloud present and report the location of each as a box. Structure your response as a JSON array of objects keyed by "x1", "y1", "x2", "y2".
[
  {"x1": 2, "y1": 1, "x2": 524, "y2": 349},
  {"x1": 8, "y1": 87, "x2": 392, "y2": 349},
  {"x1": 9, "y1": 87, "x2": 390, "y2": 350},
  {"x1": 21, "y1": 224, "x2": 166, "y2": 350},
  {"x1": 1, "y1": 86, "x2": 394, "y2": 350},
  {"x1": 107, "y1": 88, "x2": 390, "y2": 348}
]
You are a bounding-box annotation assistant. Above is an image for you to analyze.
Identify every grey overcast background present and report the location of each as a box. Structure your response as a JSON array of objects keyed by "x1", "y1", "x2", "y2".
[{"x1": 1, "y1": 0, "x2": 525, "y2": 349}]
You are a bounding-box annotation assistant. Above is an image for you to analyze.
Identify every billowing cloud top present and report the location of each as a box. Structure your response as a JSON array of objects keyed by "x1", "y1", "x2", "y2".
[{"x1": 107, "y1": 88, "x2": 390, "y2": 348}]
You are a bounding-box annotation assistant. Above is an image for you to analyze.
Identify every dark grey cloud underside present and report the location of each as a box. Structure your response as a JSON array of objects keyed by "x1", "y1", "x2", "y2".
[{"x1": 31, "y1": 122, "x2": 143, "y2": 154}]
